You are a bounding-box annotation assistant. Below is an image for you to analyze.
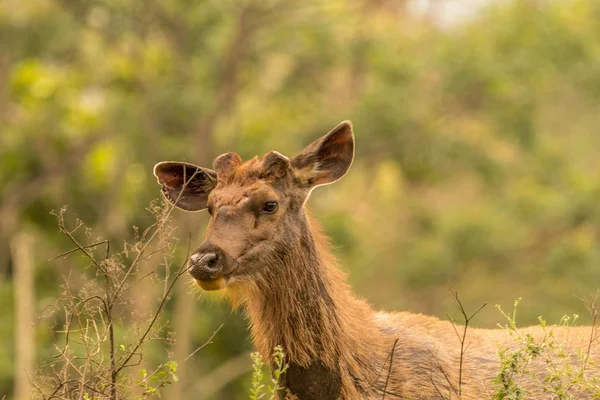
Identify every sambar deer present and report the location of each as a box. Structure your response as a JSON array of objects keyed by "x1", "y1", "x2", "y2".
[{"x1": 154, "y1": 121, "x2": 599, "y2": 399}]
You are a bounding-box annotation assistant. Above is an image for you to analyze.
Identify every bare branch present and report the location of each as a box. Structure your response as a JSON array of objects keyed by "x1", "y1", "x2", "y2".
[
  {"x1": 49, "y1": 241, "x2": 110, "y2": 262},
  {"x1": 381, "y1": 339, "x2": 398, "y2": 400},
  {"x1": 448, "y1": 290, "x2": 487, "y2": 398}
]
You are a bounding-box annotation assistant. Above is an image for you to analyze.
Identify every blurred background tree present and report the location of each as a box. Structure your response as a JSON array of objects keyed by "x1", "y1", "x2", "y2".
[{"x1": 1, "y1": 0, "x2": 600, "y2": 398}]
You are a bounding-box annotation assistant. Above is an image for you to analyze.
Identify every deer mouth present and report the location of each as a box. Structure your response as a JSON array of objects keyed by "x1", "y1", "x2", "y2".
[{"x1": 194, "y1": 276, "x2": 229, "y2": 291}]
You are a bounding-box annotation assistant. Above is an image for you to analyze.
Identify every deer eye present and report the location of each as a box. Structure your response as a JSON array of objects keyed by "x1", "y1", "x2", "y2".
[{"x1": 262, "y1": 201, "x2": 278, "y2": 214}]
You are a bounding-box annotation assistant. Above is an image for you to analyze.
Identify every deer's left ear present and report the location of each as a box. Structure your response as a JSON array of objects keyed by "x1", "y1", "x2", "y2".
[
  {"x1": 291, "y1": 121, "x2": 355, "y2": 188},
  {"x1": 153, "y1": 162, "x2": 217, "y2": 211}
]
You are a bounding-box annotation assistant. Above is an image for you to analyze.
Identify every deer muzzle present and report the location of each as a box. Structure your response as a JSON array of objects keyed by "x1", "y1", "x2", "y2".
[{"x1": 188, "y1": 243, "x2": 236, "y2": 290}]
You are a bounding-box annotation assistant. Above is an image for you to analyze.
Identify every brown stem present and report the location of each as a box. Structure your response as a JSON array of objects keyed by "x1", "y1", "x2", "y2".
[
  {"x1": 381, "y1": 339, "x2": 398, "y2": 400},
  {"x1": 447, "y1": 290, "x2": 487, "y2": 398},
  {"x1": 115, "y1": 266, "x2": 188, "y2": 374}
]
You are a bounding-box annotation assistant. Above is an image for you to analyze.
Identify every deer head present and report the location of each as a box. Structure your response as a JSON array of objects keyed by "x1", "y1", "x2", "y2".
[{"x1": 153, "y1": 121, "x2": 354, "y2": 291}]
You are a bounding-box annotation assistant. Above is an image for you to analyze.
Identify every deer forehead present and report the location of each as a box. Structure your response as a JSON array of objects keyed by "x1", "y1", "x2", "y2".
[{"x1": 209, "y1": 181, "x2": 280, "y2": 207}]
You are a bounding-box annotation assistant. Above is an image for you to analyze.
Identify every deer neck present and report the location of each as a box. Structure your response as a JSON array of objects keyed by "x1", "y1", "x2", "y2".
[{"x1": 239, "y1": 211, "x2": 380, "y2": 397}]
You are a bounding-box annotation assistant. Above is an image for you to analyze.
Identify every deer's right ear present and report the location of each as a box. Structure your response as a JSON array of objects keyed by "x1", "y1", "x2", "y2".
[
  {"x1": 153, "y1": 162, "x2": 217, "y2": 212},
  {"x1": 291, "y1": 120, "x2": 355, "y2": 188}
]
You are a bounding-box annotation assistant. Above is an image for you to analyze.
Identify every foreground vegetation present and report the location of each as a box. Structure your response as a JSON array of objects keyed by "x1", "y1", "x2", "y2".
[{"x1": 32, "y1": 209, "x2": 599, "y2": 399}]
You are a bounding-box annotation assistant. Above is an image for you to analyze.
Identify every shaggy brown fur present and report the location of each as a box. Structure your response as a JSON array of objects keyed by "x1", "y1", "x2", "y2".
[{"x1": 154, "y1": 121, "x2": 599, "y2": 399}]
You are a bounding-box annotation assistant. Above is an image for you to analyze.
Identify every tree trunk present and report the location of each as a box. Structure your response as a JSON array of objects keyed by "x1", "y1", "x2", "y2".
[
  {"x1": 11, "y1": 232, "x2": 35, "y2": 400},
  {"x1": 165, "y1": 287, "x2": 195, "y2": 399}
]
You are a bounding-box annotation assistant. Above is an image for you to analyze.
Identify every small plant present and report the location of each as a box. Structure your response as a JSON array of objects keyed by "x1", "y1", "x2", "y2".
[
  {"x1": 249, "y1": 352, "x2": 265, "y2": 400},
  {"x1": 492, "y1": 299, "x2": 539, "y2": 400},
  {"x1": 249, "y1": 346, "x2": 289, "y2": 400},
  {"x1": 136, "y1": 361, "x2": 179, "y2": 399},
  {"x1": 492, "y1": 298, "x2": 600, "y2": 400},
  {"x1": 33, "y1": 193, "x2": 218, "y2": 399}
]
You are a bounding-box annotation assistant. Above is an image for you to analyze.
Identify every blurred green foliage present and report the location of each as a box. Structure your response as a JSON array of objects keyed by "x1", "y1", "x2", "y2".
[{"x1": 2, "y1": 0, "x2": 600, "y2": 398}]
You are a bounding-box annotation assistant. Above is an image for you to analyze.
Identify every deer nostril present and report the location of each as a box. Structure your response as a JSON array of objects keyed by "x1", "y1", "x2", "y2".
[
  {"x1": 189, "y1": 252, "x2": 221, "y2": 280},
  {"x1": 193, "y1": 252, "x2": 220, "y2": 271},
  {"x1": 201, "y1": 253, "x2": 218, "y2": 268}
]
